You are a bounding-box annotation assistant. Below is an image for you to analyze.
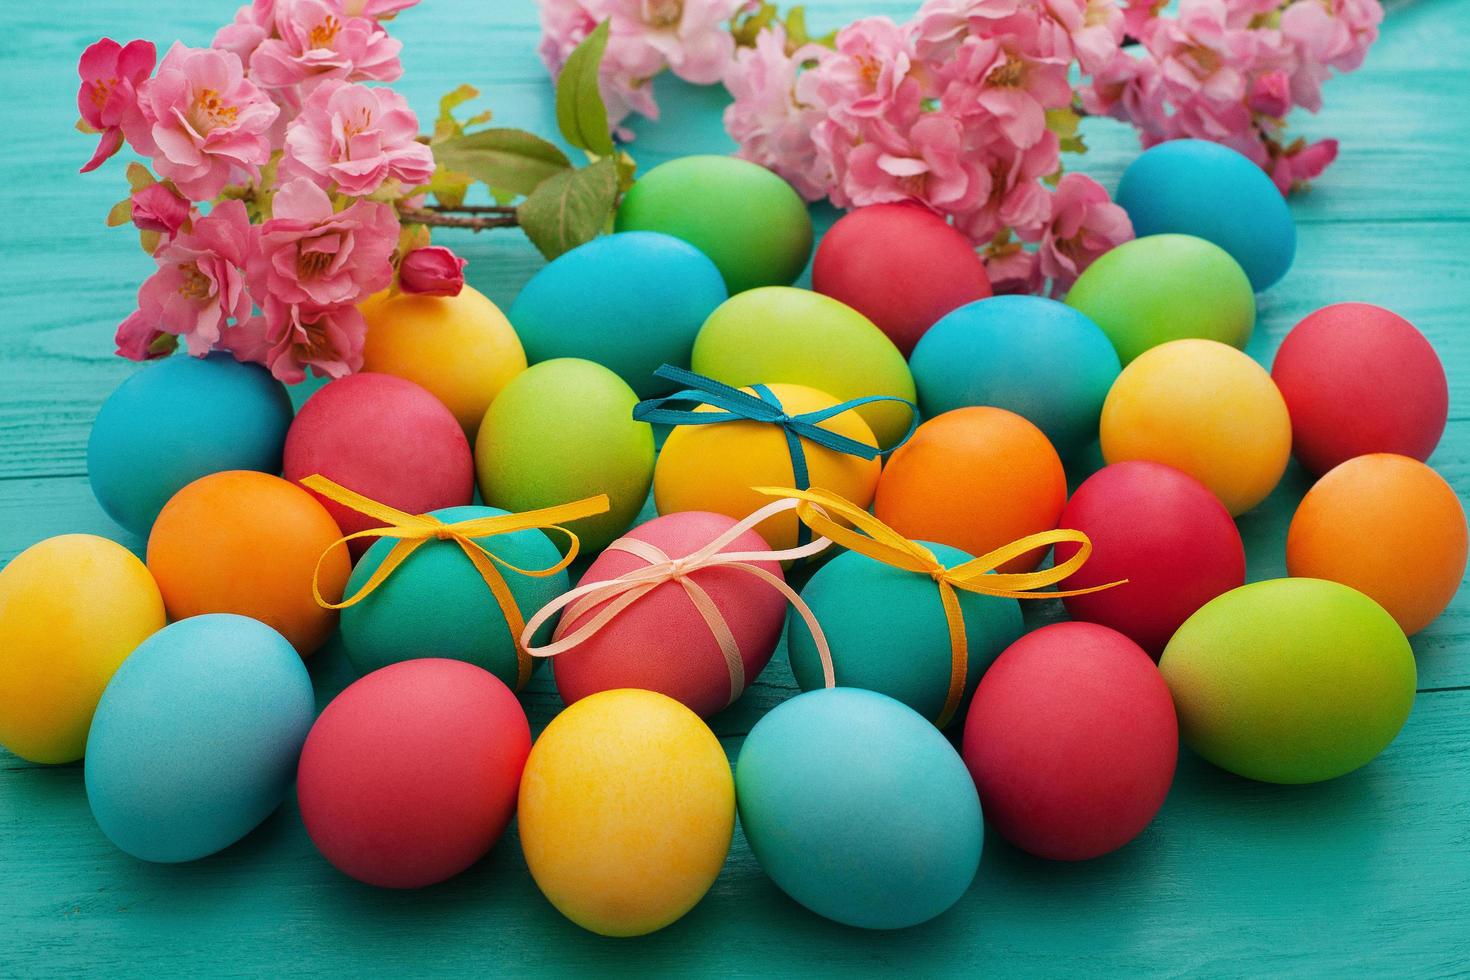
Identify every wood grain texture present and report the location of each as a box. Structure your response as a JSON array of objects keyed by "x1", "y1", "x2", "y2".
[{"x1": 2, "y1": 0, "x2": 1468, "y2": 975}]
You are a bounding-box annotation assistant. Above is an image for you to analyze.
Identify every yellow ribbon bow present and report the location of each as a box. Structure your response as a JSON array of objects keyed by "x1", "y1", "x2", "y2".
[
  {"x1": 754, "y1": 485, "x2": 1124, "y2": 728},
  {"x1": 302, "y1": 475, "x2": 610, "y2": 691}
]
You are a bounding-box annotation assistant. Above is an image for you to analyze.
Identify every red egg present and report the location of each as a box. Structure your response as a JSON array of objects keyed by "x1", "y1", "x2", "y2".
[
  {"x1": 283, "y1": 373, "x2": 474, "y2": 557},
  {"x1": 552, "y1": 511, "x2": 788, "y2": 718},
  {"x1": 1056, "y1": 461, "x2": 1245, "y2": 656},
  {"x1": 963, "y1": 622, "x2": 1177, "y2": 861},
  {"x1": 1271, "y1": 302, "x2": 1447, "y2": 475},
  {"x1": 297, "y1": 659, "x2": 531, "y2": 889},
  {"x1": 812, "y1": 204, "x2": 992, "y2": 356}
]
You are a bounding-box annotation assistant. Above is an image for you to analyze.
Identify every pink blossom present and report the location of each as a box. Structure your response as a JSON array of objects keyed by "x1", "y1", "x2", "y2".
[
  {"x1": 130, "y1": 183, "x2": 191, "y2": 236},
  {"x1": 281, "y1": 80, "x2": 434, "y2": 195},
  {"x1": 123, "y1": 199, "x2": 253, "y2": 356},
  {"x1": 223, "y1": 297, "x2": 367, "y2": 383},
  {"x1": 1269, "y1": 137, "x2": 1338, "y2": 194},
  {"x1": 250, "y1": 0, "x2": 403, "y2": 92},
  {"x1": 1036, "y1": 172, "x2": 1133, "y2": 293},
  {"x1": 1038, "y1": 0, "x2": 1125, "y2": 75},
  {"x1": 214, "y1": 1, "x2": 274, "y2": 64},
  {"x1": 937, "y1": 33, "x2": 1073, "y2": 148},
  {"x1": 952, "y1": 130, "x2": 1060, "y2": 243},
  {"x1": 809, "y1": 17, "x2": 926, "y2": 126},
  {"x1": 123, "y1": 43, "x2": 279, "y2": 200},
  {"x1": 840, "y1": 111, "x2": 991, "y2": 215},
  {"x1": 722, "y1": 26, "x2": 831, "y2": 200},
  {"x1": 398, "y1": 246, "x2": 468, "y2": 296},
  {"x1": 76, "y1": 38, "x2": 155, "y2": 172},
  {"x1": 114, "y1": 311, "x2": 173, "y2": 361},
  {"x1": 1248, "y1": 69, "x2": 1291, "y2": 117},
  {"x1": 606, "y1": 0, "x2": 748, "y2": 85},
  {"x1": 984, "y1": 241, "x2": 1043, "y2": 295},
  {"x1": 341, "y1": 0, "x2": 420, "y2": 18},
  {"x1": 249, "y1": 178, "x2": 398, "y2": 308}
]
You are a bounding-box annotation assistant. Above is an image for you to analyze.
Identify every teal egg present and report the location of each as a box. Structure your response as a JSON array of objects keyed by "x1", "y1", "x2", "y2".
[
  {"x1": 787, "y1": 542, "x2": 1024, "y2": 724},
  {"x1": 509, "y1": 232, "x2": 727, "y2": 398},
  {"x1": 909, "y1": 296, "x2": 1121, "y2": 458},
  {"x1": 84, "y1": 614, "x2": 314, "y2": 863},
  {"x1": 736, "y1": 688, "x2": 983, "y2": 929},
  {"x1": 339, "y1": 505, "x2": 570, "y2": 687},
  {"x1": 88, "y1": 353, "x2": 294, "y2": 537}
]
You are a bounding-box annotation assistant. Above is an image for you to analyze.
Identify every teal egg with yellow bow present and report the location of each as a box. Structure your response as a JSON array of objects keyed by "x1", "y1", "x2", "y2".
[
  {"x1": 339, "y1": 505, "x2": 571, "y2": 689},
  {"x1": 786, "y1": 543, "x2": 1024, "y2": 726}
]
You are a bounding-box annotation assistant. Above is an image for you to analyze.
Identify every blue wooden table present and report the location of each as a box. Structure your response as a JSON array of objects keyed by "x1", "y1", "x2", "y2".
[{"x1": 2, "y1": 1, "x2": 1467, "y2": 975}]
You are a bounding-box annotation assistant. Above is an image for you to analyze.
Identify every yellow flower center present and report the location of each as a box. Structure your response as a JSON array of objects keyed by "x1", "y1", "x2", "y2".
[
  {"x1": 192, "y1": 88, "x2": 239, "y2": 132},
  {"x1": 856, "y1": 54, "x2": 882, "y2": 87},
  {"x1": 90, "y1": 77, "x2": 118, "y2": 110},
  {"x1": 989, "y1": 57, "x2": 1026, "y2": 88},
  {"x1": 176, "y1": 264, "x2": 212, "y2": 301},
  {"x1": 310, "y1": 15, "x2": 343, "y2": 48},
  {"x1": 297, "y1": 247, "x2": 334, "y2": 281},
  {"x1": 644, "y1": 0, "x2": 682, "y2": 28},
  {"x1": 1182, "y1": 44, "x2": 1222, "y2": 77}
]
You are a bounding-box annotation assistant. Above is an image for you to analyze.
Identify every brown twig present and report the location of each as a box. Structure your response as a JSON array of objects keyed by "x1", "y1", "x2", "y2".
[{"x1": 400, "y1": 206, "x2": 519, "y2": 232}]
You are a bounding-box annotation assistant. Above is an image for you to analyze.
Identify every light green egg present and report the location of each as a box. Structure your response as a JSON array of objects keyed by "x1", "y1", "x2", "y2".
[
  {"x1": 1160, "y1": 577, "x2": 1416, "y2": 784},
  {"x1": 475, "y1": 358, "x2": 654, "y2": 553},
  {"x1": 690, "y1": 287, "x2": 917, "y2": 447}
]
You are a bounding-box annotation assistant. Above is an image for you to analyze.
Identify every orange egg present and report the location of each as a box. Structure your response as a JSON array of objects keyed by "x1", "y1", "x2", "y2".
[
  {"x1": 873, "y1": 407, "x2": 1067, "y2": 572},
  {"x1": 147, "y1": 471, "x2": 350, "y2": 656},
  {"x1": 653, "y1": 383, "x2": 880, "y2": 551},
  {"x1": 1287, "y1": 454, "x2": 1467, "y2": 636}
]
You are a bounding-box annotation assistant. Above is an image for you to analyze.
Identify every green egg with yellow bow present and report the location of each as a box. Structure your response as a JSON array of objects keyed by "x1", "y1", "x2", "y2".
[
  {"x1": 786, "y1": 542, "x2": 1024, "y2": 727},
  {"x1": 339, "y1": 505, "x2": 573, "y2": 689}
]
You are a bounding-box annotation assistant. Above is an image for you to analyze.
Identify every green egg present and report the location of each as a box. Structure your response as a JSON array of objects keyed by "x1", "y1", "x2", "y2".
[
  {"x1": 1065, "y1": 233, "x2": 1256, "y2": 365},
  {"x1": 340, "y1": 505, "x2": 568, "y2": 686},
  {"x1": 614, "y1": 155, "x2": 814, "y2": 294},
  {"x1": 786, "y1": 543, "x2": 1024, "y2": 725},
  {"x1": 691, "y1": 287, "x2": 917, "y2": 447},
  {"x1": 475, "y1": 358, "x2": 654, "y2": 553},
  {"x1": 1160, "y1": 578, "x2": 1416, "y2": 784}
]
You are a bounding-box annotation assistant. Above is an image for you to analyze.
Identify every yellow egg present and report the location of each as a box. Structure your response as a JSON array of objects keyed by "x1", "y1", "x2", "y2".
[
  {"x1": 652, "y1": 382, "x2": 882, "y2": 550},
  {"x1": 1100, "y1": 339, "x2": 1291, "y2": 516},
  {"x1": 0, "y1": 535, "x2": 165, "y2": 764},
  {"x1": 361, "y1": 285, "x2": 527, "y2": 439},
  {"x1": 518, "y1": 689, "x2": 734, "y2": 937}
]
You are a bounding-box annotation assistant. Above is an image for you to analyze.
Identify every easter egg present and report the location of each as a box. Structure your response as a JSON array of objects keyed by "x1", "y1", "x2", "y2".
[
  {"x1": 475, "y1": 358, "x2": 653, "y2": 554},
  {"x1": 550, "y1": 511, "x2": 788, "y2": 717},
  {"x1": 284, "y1": 373, "x2": 474, "y2": 558},
  {"x1": 1056, "y1": 462, "x2": 1245, "y2": 656},
  {"x1": 874, "y1": 407, "x2": 1066, "y2": 572},
  {"x1": 653, "y1": 382, "x2": 880, "y2": 551},
  {"x1": 519, "y1": 689, "x2": 734, "y2": 936},
  {"x1": 736, "y1": 688, "x2": 982, "y2": 929},
  {"x1": 1116, "y1": 139, "x2": 1296, "y2": 291},
  {"x1": 812, "y1": 203, "x2": 992, "y2": 355},
  {"x1": 1271, "y1": 303, "x2": 1448, "y2": 475},
  {"x1": 88, "y1": 352, "x2": 293, "y2": 537},
  {"x1": 509, "y1": 232, "x2": 728, "y2": 398},
  {"x1": 361, "y1": 285, "x2": 527, "y2": 439},
  {"x1": 1287, "y1": 454, "x2": 1467, "y2": 636},
  {"x1": 0, "y1": 535, "x2": 165, "y2": 764},
  {"x1": 786, "y1": 544, "x2": 1024, "y2": 725},
  {"x1": 962, "y1": 622, "x2": 1177, "y2": 861},
  {"x1": 297, "y1": 659, "x2": 531, "y2": 888},
  {"x1": 910, "y1": 296, "x2": 1121, "y2": 458},
  {"x1": 691, "y1": 287, "x2": 917, "y2": 447},
  {"x1": 1161, "y1": 578, "x2": 1416, "y2": 784},
  {"x1": 147, "y1": 470, "x2": 350, "y2": 656},
  {"x1": 614, "y1": 155, "x2": 813, "y2": 294},
  {"x1": 1100, "y1": 339, "x2": 1291, "y2": 516},
  {"x1": 85, "y1": 614, "x2": 314, "y2": 862},
  {"x1": 1065, "y1": 234, "x2": 1255, "y2": 364},
  {"x1": 340, "y1": 506, "x2": 571, "y2": 688}
]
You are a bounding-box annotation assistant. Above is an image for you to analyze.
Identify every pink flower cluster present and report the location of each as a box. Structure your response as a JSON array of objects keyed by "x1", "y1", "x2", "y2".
[
  {"x1": 537, "y1": 0, "x2": 756, "y2": 133},
  {"x1": 1084, "y1": 0, "x2": 1381, "y2": 192},
  {"x1": 77, "y1": 0, "x2": 466, "y2": 382}
]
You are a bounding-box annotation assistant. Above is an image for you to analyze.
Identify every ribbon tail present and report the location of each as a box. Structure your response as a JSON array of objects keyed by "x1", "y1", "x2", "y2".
[
  {"x1": 456, "y1": 540, "x2": 533, "y2": 691},
  {"x1": 740, "y1": 563, "x2": 835, "y2": 690},
  {"x1": 935, "y1": 582, "x2": 968, "y2": 729},
  {"x1": 677, "y1": 577, "x2": 746, "y2": 708}
]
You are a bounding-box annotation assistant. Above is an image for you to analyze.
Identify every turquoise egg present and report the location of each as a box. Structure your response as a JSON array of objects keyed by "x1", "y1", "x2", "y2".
[
  {"x1": 786, "y1": 542, "x2": 1023, "y2": 725},
  {"x1": 909, "y1": 296, "x2": 1120, "y2": 459},
  {"x1": 340, "y1": 505, "x2": 570, "y2": 687},
  {"x1": 736, "y1": 688, "x2": 983, "y2": 929},
  {"x1": 84, "y1": 614, "x2": 314, "y2": 863},
  {"x1": 509, "y1": 232, "x2": 727, "y2": 398},
  {"x1": 1116, "y1": 139, "x2": 1296, "y2": 291},
  {"x1": 88, "y1": 353, "x2": 294, "y2": 536}
]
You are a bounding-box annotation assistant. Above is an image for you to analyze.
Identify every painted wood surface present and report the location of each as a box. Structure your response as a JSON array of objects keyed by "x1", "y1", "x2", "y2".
[{"x1": 1, "y1": 0, "x2": 1467, "y2": 975}]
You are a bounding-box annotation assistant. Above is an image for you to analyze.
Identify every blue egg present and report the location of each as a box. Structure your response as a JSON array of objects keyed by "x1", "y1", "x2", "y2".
[
  {"x1": 88, "y1": 353, "x2": 294, "y2": 537},
  {"x1": 84, "y1": 614, "x2": 314, "y2": 863},
  {"x1": 910, "y1": 295, "x2": 1120, "y2": 458},
  {"x1": 340, "y1": 505, "x2": 570, "y2": 686},
  {"x1": 1116, "y1": 139, "x2": 1296, "y2": 291},
  {"x1": 509, "y1": 231, "x2": 728, "y2": 398},
  {"x1": 736, "y1": 688, "x2": 983, "y2": 929}
]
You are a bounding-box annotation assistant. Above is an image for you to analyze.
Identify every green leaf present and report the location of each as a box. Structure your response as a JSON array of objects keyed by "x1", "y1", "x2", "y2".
[
  {"x1": 516, "y1": 157, "x2": 618, "y2": 260},
  {"x1": 125, "y1": 162, "x2": 155, "y2": 192},
  {"x1": 554, "y1": 21, "x2": 615, "y2": 158},
  {"x1": 434, "y1": 84, "x2": 481, "y2": 142},
  {"x1": 1047, "y1": 107, "x2": 1087, "y2": 155},
  {"x1": 433, "y1": 128, "x2": 573, "y2": 200},
  {"x1": 106, "y1": 198, "x2": 133, "y2": 227}
]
